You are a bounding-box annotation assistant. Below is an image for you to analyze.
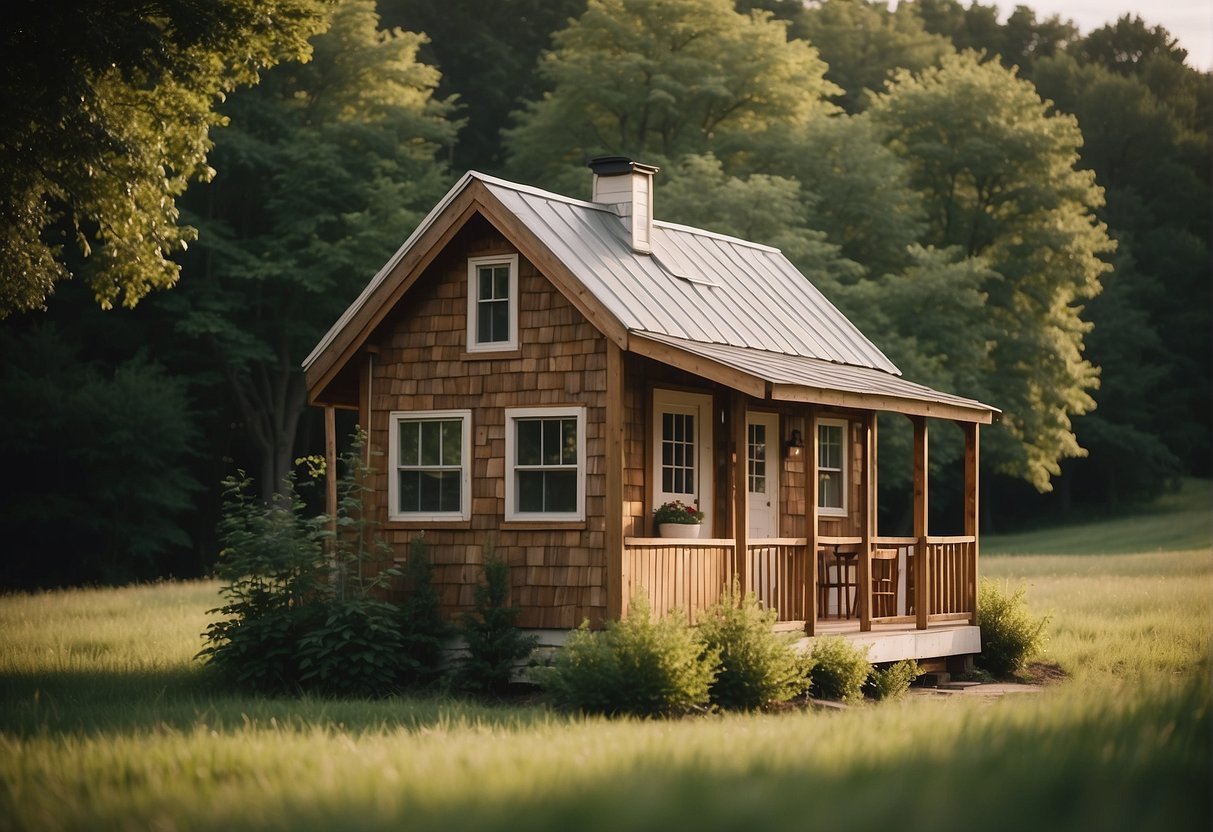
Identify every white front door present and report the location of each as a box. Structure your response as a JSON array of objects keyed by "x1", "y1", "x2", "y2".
[{"x1": 747, "y1": 412, "x2": 780, "y2": 608}]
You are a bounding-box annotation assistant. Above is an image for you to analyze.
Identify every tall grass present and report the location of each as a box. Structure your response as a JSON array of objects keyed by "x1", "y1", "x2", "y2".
[{"x1": 2, "y1": 485, "x2": 1210, "y2": 831}]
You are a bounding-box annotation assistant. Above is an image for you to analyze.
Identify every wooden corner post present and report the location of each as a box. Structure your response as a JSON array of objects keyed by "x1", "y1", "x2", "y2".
[
  {"x1": 913, "y1": 416, "x2": 929, "y2": 630},
  {"x1": 605, "y1": 342, "x2": 625, "y2": 622},
  {"x1": 964, "y1": 421, "x2": 980, "y2": 625},
  {"x1": 325, "y1": 404, "x2": 338, "y2": 545},
  {"x1": 805, "y1": 407, "x2": 820, "y2": 636},
  {"x1": 731, "y1": 391, "x2": 749, "y2": 599},
  {"x1": 859, "y1": 412, "x2": 875, "y2": 632}
]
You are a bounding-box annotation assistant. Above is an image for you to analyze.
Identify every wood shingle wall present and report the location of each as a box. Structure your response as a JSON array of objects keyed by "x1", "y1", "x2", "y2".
[{"x1": 365, "y1": 219, "x2": 609, "y2": 628}]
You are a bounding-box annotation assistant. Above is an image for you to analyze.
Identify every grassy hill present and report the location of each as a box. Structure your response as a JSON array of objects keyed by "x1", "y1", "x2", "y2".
[{"x1": 985, "y1": 478, "x2": 1212, "y2": 555}]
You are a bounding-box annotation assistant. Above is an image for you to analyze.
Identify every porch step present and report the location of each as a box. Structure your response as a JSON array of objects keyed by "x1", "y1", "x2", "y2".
[
  {"x1": 936, "y1": 680, "x2": 984, "y2": 692},
  {"x1": 917, "y1": 671, "x2": 951, "y2": 688}
]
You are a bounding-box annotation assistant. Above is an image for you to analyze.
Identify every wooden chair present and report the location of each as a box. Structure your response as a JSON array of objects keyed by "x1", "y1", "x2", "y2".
[
  {"x1": 871, "y1": 548, "x2": 899, "y2": 618},
  {"x1": 817, "y1": 547, "x2": 856, "y2": 619}
]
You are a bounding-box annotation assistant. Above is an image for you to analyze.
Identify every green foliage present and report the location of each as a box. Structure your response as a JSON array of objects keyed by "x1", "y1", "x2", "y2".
[
  {"x1": 794, "y1": 0, "x2": 952, "y2": 113},
  {"x1": 977, "y1": 579, "x2": 1049, "y2": 678},
  {"x1": 541, "y1": 597, "x2": 717, "y2": 717},
  {"x1": 651, "y1": 498, "x2": 705, "y2": 525},
  {"x1": 297, "y1": 598, "x2": 406, "y2": 697},
  {"x1": 0, "y1": 323, "x2": 200, "y2": 588},
  {"x1": 865, "y1": 660, "x2": 921, "y2": 701},
  {"x1": 870, "y1": 50, "x2": 1115, "y2": 493},
  {"x1": 456, "y1": 549, "x2": 537, "y2": 696},
  {"x1": 0, "y1": 0, "x2": 328, "y2": 316},
  {"x1": 173, "y1": 0, "x2": 458, "y2": 496},
  {"x1": 197, "y1": 471, "x2": 326, "y2": 692},
  {"x1": 808, "y1": 637, "x2": 872, "y2": 702},
  {"x1": 696, "y1": 584, "x2": 813, "y2": 710},
  {"x1": 504, "y1": 0, "x2": 839, "y2": 191},
  {"x1": 396, "y1": 537, "x2": 450, "y2": 688},
  {"x1": 200, "y1": 432, "x2": 432, "y2": 697}
]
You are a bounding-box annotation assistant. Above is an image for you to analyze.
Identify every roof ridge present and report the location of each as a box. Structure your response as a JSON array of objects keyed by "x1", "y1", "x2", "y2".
[{"x1": 471, "y1": 172, "x2": 781, "y2": 254}]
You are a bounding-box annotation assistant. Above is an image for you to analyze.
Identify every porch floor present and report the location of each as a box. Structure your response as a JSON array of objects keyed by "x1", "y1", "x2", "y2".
[{"x1": 777, "y1": 620, "x2": 982, "y2": 665}]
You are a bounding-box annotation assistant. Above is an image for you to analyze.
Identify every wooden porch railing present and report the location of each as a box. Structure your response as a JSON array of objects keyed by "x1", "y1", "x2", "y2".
[{"x1": 622, "y1": 535, "x2": 975, "y2": 628}]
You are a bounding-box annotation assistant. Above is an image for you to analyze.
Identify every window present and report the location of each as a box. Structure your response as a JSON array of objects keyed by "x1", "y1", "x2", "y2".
[
  {"x1": 466, "y1": 254, "x2": 519, "y2": 352},
  {"x1": 651, "y1": 389, "x2": 714, "y2": 530},
  {"x1": 747, "y1": 422, "x2": 766, "y2": 494},
  {"x1": 818, "y1": 419, "x2": 847, "y2": 516},
  {"x1": 505, "y1": 406, "x2": 585, "y2": 521},
  {"x1": 388, "y1": 410, "x2": 471, "y2": 521}
]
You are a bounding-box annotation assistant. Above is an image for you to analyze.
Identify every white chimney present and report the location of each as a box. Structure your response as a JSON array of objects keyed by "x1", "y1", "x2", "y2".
[{"x1": 589, "y1": 156, "x2": 659, "y2": 254}]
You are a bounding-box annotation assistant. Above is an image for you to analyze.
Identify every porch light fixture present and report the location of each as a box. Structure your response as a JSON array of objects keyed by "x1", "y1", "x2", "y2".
[{"x1": 785, "y1": 429, "x2": 804, "y2": 458}]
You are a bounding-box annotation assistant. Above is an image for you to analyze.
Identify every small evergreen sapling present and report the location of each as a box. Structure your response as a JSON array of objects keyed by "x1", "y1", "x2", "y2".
[{"x1": 456, "y1": 548, "x2": 537, "y2": 696}]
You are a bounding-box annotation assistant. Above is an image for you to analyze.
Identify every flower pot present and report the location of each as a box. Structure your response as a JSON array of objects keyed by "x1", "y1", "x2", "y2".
[{"x1": 658, "y1": 523, "x2": 702, "y2": 539}]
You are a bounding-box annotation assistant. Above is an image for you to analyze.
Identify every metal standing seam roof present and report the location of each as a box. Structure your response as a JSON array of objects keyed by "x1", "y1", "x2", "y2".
[
  {"x1": 481, "y1": 176, "x2": 900, "y2": 374},
  {"x1": 633, "y1": 332, "x2": 998, "y2": 418},
  {"x1": 304, "y1": 171, "x2": 997, "y2": 418}
]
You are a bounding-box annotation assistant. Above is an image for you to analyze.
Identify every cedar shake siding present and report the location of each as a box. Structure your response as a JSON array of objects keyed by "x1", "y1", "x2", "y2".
[{"x1": 367, "y1": 218, "x2": 609, "y2": 629}]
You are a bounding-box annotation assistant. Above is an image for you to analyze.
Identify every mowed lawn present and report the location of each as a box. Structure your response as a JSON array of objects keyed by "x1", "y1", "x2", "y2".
[{"x1": 1, "y1": 484, "x2": 1209, "y2": 831}]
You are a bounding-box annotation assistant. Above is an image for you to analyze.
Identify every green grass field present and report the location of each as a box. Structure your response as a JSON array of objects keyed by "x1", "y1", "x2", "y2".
[{"x1": 2, "y1": 483, "x2": 1210, "y2": 831}]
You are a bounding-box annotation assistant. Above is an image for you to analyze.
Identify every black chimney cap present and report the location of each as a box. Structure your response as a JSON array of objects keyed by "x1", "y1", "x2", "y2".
[{"x1": 588, "y1": 156, "x2": 659, "y2": 176}]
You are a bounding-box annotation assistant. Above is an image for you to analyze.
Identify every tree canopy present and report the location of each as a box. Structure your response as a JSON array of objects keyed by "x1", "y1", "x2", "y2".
[
  {"x1": 171, "y1": 0, "x2": 457, "y2": 497},
  {"x1": 504, "y1": 0, "x2": 838, "y2": 192},
  {"x1": 0, "y1": 0, "x2": 329, "y2": 318}
]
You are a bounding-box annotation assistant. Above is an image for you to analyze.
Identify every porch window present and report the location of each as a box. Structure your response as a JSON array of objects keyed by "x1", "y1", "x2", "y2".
[
  {"x1": 818, "y1": 420, "x2": 847, "y2": 516},
  {"x1": 652, "y1": 389, "x2": 714, "y2": 531},
  {"x1": 466, "y1": 254, "x2": 519, "y2": 352},
  {"x1": 505, "y1": 406, "x2": 585, "y2": 521},
  {"x1": 388, "y1": 410, "x2": 471, "y2": 521}
]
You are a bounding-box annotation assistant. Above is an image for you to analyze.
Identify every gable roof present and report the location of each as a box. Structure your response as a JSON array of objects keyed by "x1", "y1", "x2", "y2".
[{"x1": 305, "y1": 171, "x2": 996, "y2": 423}]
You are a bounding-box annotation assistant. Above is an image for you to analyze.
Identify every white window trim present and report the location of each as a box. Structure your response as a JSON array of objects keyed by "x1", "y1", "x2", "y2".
[
  {"x1": 651, "y1": 389, "x2": 714, "y2": 531},
  {"x1": 505, "y1": 406, "x2": 586, "y2": 522},
  {"x1": 466, "y1": 253, "x2": 519, "y2": 353},
  {"x1": 817, "y1": 418, "x2": 848, "y2": 518},
  {"x1": 387, "y1": 409, "x2": 472, "y2": 522}
]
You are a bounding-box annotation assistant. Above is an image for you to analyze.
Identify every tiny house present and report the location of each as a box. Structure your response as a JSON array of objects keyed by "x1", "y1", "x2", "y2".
[{"x1": 304, "y1": 158, "x2": 998, "y2": 663}]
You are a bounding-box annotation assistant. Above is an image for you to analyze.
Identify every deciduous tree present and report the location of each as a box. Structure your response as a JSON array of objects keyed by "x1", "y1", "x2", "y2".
[
  {"x1": 870, "y1": 52, "x2": 1114, "y2": 491},
  {"x1": 172, "y1": 0, "x2": 458, "y2": 498},
  {"x1": 0, "y1": 0, "x2": 328, "y2": 316}
]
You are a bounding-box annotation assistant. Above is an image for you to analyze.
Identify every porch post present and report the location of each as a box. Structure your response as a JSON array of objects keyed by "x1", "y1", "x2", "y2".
[
  {"x1": 324, "y1": 404, "x2": 338, "y2": 544},
  {"x1": 606, "y1": 341, "x2": 625, "y2": 621},
  {"x1": 913, "y1": 416, "x2": 929, "y2": 630},
  {"x1": 805, "y1": 407, "x2": 820, "y2": 635},
  {"x1": 858, "y1": 412, "x2": 875, "y2": 632},
  {"x1": 731, "y1": 391, "x2": 749, "y2": 599},
  {"x1": 964, "y1": 421, "x2": 979, "y2": 626}
]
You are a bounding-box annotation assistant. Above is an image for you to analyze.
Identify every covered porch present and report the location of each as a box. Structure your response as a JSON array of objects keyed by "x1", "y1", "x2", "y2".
[{"x1": 607, "y1": 335, "x2": 995, "y2": 653}]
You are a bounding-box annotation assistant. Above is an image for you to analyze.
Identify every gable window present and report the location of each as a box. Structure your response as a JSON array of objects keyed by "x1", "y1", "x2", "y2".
[
  {"x1": 505, "y1": 406, "x2": 585, "y2": 521},
  {"x1": 818, "y1": 419, "x2": 847, "y2": 516},
  {"x1": 388, "y1": 410, "x2": 471, "y2": 521},
  {"x1": 466, "y1": 254, "x2": 519, "y2": 352}
]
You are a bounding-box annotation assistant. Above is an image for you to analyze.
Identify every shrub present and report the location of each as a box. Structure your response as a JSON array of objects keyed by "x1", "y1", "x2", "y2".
[
  {"x1": 197, "y1": 471, "x2": 325, "y2": 693},
  {"x1": 977, "y1": 579, "x2": 1049, "y2": 678},
  {"x1": 809, "y1": 636, "x2": 871, "y2": 702},
  {"x1": 297, "y1": 598, "x2": 405, "y2": 697},
  {"x1": 865, "y1": 659, "x2": 921, "y2": 701},
  {"x1": 541, "y1": 596, "x2": 718, "y2": 717},
  {"x1": 396, "y1": 536, "x2": 450, "y2": 688},
  {"x1": 456, "y1": 549, "x2": 537, "y2": 696},
  {"x1": 697, "y1": 583, "x2": 813, "y2": 710}
]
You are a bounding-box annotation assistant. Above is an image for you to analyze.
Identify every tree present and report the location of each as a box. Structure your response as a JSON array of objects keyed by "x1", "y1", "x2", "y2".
[
  {"x1": 657, "y1": 153, "x2": 859, "y2": 282},
  {"x1": 377, "y1": 0, "x2": 586, "y2": 174},
  {"x1": 794, "y1": 0, "x2": 952, "y2": 113},
  {"x1": 503, "y1": 0, "x2": 838, "y2": 193},
  {"x1": 172, "y1": 0, "x2": 458, "y2": 497},
  {"x1": 0, "y1": 0, "x2": 328, "y2": 317},
  {"x1": 870, "y1": 52, "x2": 1114, "y2": 491},
  {"x1": 1076, "y1": 14, "x2": 1189, "y2": 75},
  {"x1": 0, "y1": 324, "x2": 199, "y2": 588}
]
